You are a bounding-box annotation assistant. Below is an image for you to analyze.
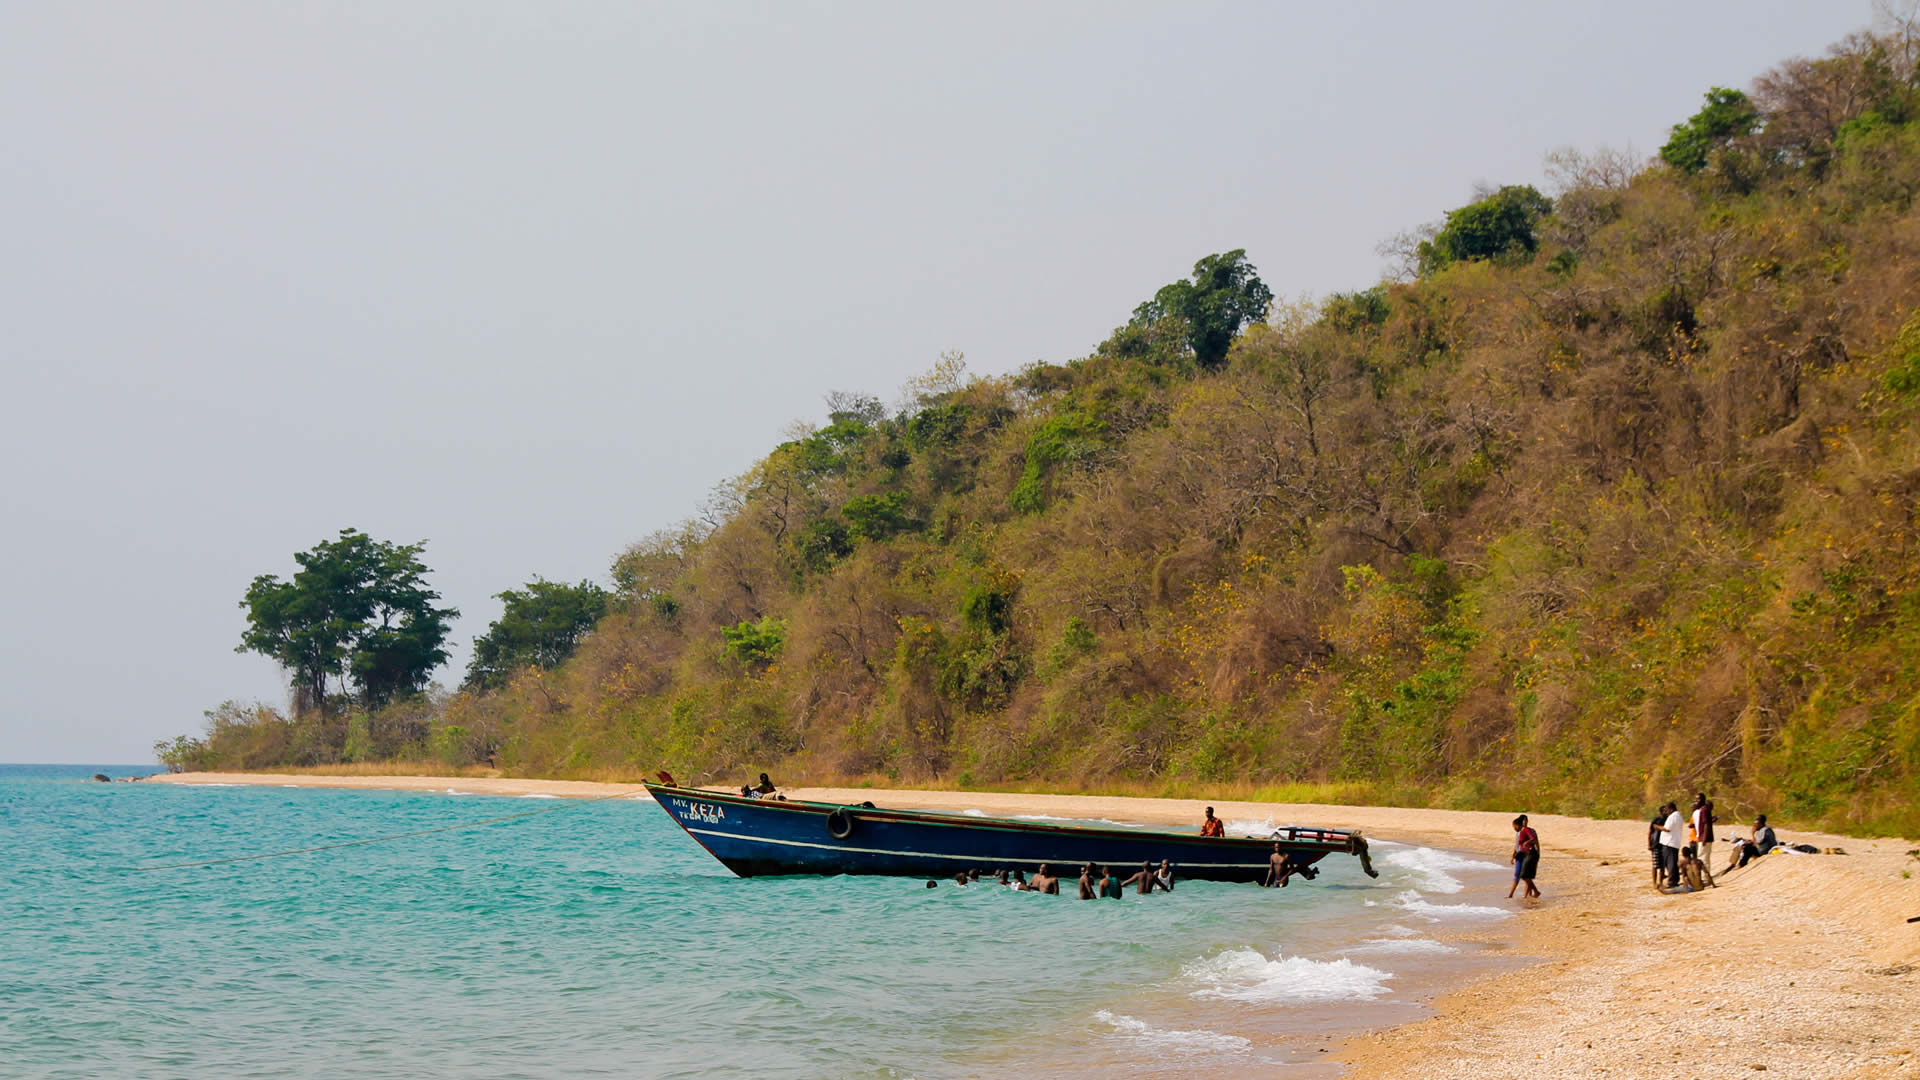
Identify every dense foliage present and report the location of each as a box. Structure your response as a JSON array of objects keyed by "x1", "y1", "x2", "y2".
[
  {"x1": 171, "y1": 23, "x2": 1920, "y2": 835},
  {"x1": 236, "y1": 529, "x2": 457, "y2": 711},
  {"x1": 463, "y1": 579, "x2": 610, "y2": 691}
]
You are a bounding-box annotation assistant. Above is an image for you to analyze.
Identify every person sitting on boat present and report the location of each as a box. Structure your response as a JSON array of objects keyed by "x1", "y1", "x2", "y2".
[
  {"x1": 753, "y1": 772, "x2": 777, "y2": 795},
  {"x1": 1030, "y1": 864, "x2": 1060, "y2": 895},
  {"x1": 1265, "y1": 844, "x2": 1298, "y2": 888},
  {"x1": 1077, "y1": 864, "x2": 1097, "y2": 900},
  {"x1": 1155, "y1": 859, "x2": 1176, "y2": 891},
  {"x1": 1200, "y1": 807, "x2": 1226, "y2": 838},
  {"x1": 739, "y1": 784, "x2": 759, "y2": 799},
  {"x1": 1100, "y1": 866, "x2": 1126, "y2": 898}
]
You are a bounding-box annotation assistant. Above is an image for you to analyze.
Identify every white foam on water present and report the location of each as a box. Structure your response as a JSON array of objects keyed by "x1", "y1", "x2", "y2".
[
  {"x1": 1224, "y1": 817, "x2": 1278, "y2": 837},
  {"x1": 439, "y1": 788, "x2": 477, "y2": 796},
  {"x1": 1092, "y1": 1010, "x2": 1252, "y2": 1054},
  {"x1": 1345, "y1": 937, "x2": 1457, "y2": 955},
  {"x1": 1182, "y1": 948, "x2": 1393, "y2": 1004},
  {"x1": 1393, "y1": 889, "x2": 1511, "y2": 920},
  {"x1": 960, "y1": 808, "x2": 987, "y2": 817},
  {"x1": 1013, "y1": 814, "x2": 1147, "y2": 828},
  {"x1": 1375, "y1": 844, "x2": 1499, "y2": 894},
  {"x1": 1380, "y1": 923, "x2": 1419, "y2": 937},
  {"x1": 516, "y1": 793, "x2": 560, "y2": 799}
]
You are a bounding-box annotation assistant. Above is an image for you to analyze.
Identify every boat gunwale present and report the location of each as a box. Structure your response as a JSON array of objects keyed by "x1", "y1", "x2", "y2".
[{"x1": 642, "y1": 781, "x2": 1355, "y2": 853}]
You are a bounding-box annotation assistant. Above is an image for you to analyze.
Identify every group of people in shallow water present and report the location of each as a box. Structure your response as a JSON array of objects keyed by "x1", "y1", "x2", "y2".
[
  {"x1": 1649, "y1": 792, "x2": 1790, "y2": 892},
  {"x1": 925, "y1": 806, "x2": 1318, "y2": 895}
]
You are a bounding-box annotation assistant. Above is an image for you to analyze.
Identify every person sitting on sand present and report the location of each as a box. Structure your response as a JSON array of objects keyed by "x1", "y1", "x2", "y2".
[
  {"x1": 1265, "y1": 844, "x2": 1297, "y2": 888},
  {"x1": 1155, "y1": 859, "x2": 1175, "y2": 891},
  {"x1": 753, "y1": 773, "x2": 776, "y2": 795},
  {"x1": 1031, "y1": 864, "x2": 1060, "y2": 895},
  {"x1": 1200, "y1": 806, "x2": 1226, "y2": 838},
  {"x1": 1507, "y1": 814, "x2": 1541, "y2": 899},
  {"x1": 1078, "y1": 864, "x2": 1097, "y2": 900},
  {"x1": 1724, "y1": 815, "x2": 1778, "y2": 873}
]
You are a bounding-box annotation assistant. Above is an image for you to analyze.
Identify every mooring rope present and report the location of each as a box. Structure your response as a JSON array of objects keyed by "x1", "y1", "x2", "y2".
[{"x1": 132, "y1": 787, "x2": 646, "y2": 872}]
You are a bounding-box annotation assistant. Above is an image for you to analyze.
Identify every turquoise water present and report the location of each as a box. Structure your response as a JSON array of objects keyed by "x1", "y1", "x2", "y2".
[{"x1": 1, "y1": 765, "x2": 1519, "y2": 1078}]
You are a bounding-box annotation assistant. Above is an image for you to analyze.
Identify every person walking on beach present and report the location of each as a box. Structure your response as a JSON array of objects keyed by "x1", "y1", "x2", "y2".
[
  {"x1": 1691, "y1": 793, "x2": 1717, "y2": 888},
  {"x1": 1507, "y1": 814, "x2": 1540, "y2": 899},
  {"x1": 1659, "y1": 801, "x2": 1686, "y2": 889},
  {"x1": 1200, "y1": 807, "x2": 1226, "y2": 838}
]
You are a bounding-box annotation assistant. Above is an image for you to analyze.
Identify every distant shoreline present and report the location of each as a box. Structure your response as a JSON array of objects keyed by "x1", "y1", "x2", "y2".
[{"x1": 148, "y1": 770, "x2": 1919, "y2": 1078}]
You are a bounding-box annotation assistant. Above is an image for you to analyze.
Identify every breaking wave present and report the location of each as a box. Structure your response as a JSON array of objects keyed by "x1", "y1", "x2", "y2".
[
  {"x1": 1182, "y1": 947, "x2": 1393, "y2": 1003},
  {"x1": 1092, "y1": 1011, "x2": 1251, "y2": 1054}
]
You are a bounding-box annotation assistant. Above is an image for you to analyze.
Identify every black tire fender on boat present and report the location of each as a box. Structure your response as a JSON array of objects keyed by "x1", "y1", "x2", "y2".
[{"x1": 827, "y1": 807, "x2": 857, "y2": 839}]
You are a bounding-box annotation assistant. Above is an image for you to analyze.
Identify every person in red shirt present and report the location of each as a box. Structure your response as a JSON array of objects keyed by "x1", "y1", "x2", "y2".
[
  {"x1": 1199, "y1": 806, "x2": 1226, "y2": 838},
  {"x1": 1507, "y1": 814, "x2": 1541, "y2": 899}
]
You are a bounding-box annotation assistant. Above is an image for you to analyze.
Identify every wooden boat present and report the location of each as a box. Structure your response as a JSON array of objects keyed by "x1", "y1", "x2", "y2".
[{"x1": 644, "y1": 780, "x2": 1378, "y2": 883}]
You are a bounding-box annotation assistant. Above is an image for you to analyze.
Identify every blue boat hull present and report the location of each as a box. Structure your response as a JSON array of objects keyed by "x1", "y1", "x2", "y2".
[{"x1": 645, "y1": 784, "x2": 1373, "y2": 884}]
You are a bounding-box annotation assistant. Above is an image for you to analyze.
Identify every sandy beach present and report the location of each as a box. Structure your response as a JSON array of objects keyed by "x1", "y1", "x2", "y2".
[{"x1": 150, "y1": 771, "x2": 1920, "y2": 1077}]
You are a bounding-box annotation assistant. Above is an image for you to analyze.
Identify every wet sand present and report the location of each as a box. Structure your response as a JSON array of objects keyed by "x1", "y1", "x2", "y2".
[{"x1": 149, "y1": 772, "x2": 1920, "y2": 1077}]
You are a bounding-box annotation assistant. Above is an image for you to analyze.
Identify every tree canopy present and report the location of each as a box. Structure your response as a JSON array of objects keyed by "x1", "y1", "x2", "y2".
[
  {"x1": 1416, "y1": 185, "x2": 1554, "y2": 275},
  {"x1": 1659, "y1": 87, "x2": 1763, "y2": 174},
  {"x1": 237, "y1": 529, "x2": 457, "y2": 710},
  {"x1": 463, "y1": 578, "x2": 610, "y2": 690},
  {"x1": 1130, "y1": 250, "x2": 1274, "y2": 370}
]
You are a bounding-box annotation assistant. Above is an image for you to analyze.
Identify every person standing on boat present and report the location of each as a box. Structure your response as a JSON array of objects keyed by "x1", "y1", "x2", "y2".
[
  {"x1": 1200, "y1": 807, "x2": 1226, "y2": 838},
  {"x1": 753, "y1": 773, "x2": 776, "y2": 795}
]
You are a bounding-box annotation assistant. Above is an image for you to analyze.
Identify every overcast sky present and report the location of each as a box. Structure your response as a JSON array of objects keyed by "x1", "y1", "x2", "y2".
[{"x1": 1, "y1": 2, "x2": 1875, "y2": 764}]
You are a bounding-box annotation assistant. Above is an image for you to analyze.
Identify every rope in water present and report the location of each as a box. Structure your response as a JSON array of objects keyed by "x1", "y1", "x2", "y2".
[{"x1": 132, "y1": 787, "x2": 646, "y2": 872}]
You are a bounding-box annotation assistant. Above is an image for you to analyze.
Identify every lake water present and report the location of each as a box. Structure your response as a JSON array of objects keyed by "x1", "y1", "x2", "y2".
[{"x1": 0, "y1": 764, "x2": 1523, "y2": 1078}]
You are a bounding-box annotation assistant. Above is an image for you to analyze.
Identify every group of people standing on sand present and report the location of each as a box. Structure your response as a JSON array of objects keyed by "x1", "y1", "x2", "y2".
[{"x1": 1649, "y1": 792, "x2": 1784, "y2": 892}]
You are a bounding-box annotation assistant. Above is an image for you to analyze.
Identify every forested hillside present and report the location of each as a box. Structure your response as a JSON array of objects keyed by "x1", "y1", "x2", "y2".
[{"x1": 170, "y1": 23, "x2": 1920, "y2": 835}]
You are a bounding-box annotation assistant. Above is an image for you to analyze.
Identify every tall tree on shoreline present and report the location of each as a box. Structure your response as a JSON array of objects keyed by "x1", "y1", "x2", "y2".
[{"x1": 237, "y1": 529, "x2": 458, "y2": 711}]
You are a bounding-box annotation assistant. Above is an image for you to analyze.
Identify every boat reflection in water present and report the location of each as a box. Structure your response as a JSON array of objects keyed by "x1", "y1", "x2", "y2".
[{"x1": 644, "y1": 780, "x2": 1378, "y2": 884}]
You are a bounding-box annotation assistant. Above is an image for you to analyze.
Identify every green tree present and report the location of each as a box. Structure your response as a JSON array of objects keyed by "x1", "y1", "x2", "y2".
[
  {"x1": 1131, "y1": 250, "x2": 1275, "y2": 370},
  {"x1": 463, "y1": 578, "x2": 611, "y2": 690},
  {"x1": 1659, "y1": 87, "x2": 1762, "y2": 174},
  {"x1": 237, "y1": 529, "x2": 458, "y2": 711},
  {"x1": 1416, "y1": 185, "x2": 1554, "y2": 275}
]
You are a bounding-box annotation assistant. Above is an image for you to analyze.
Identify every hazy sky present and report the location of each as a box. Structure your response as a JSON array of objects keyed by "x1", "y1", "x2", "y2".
[{"x1": 1, "y1": 2, "x2": 1875, "y2": 763}]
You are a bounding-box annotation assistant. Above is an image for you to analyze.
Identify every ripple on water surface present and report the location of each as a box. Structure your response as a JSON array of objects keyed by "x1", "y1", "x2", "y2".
[{"x1": 0, "y1": 765, "x2": 1520, "y2": 1079}]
